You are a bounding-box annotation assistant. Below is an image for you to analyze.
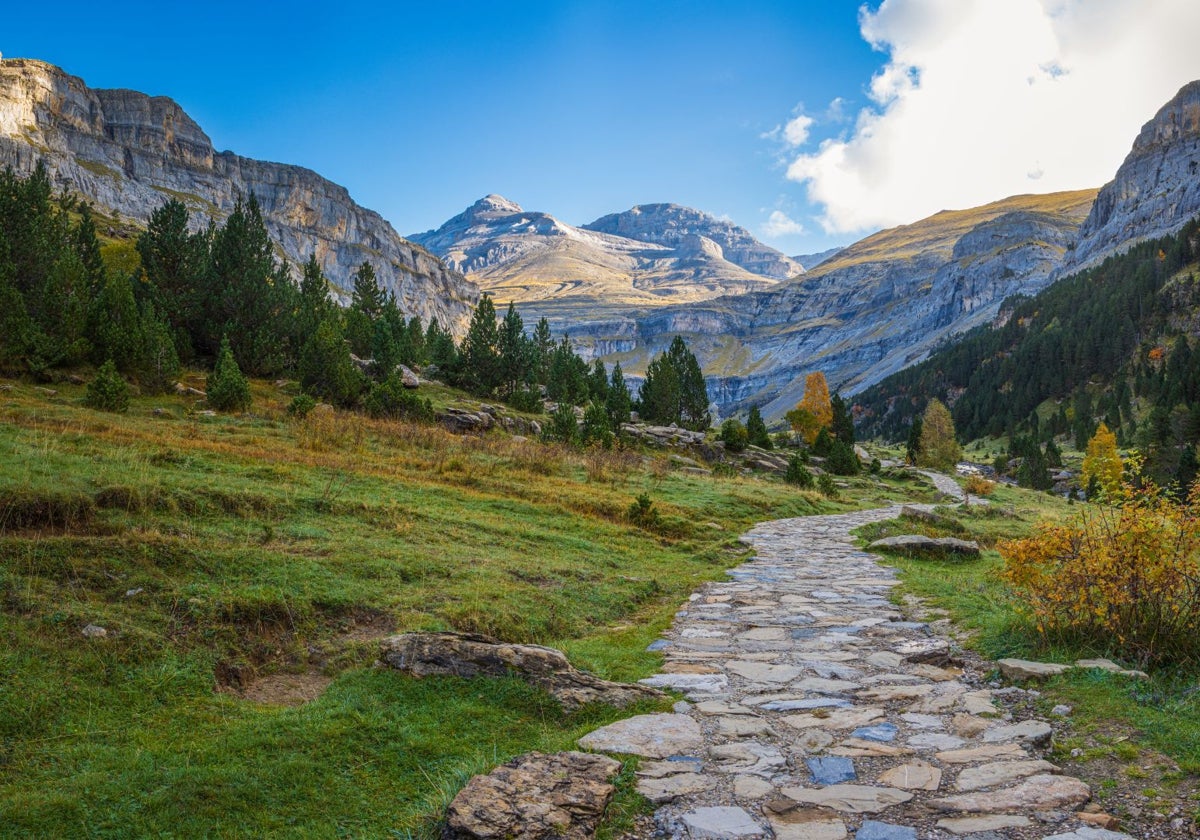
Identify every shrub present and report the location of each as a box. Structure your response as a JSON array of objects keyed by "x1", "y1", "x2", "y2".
[
  {"x1": 84, "y1": 359, "x2": 129, "y2": 413},
  {"x1": 869, "y1": 458, "x2": 882, "y2": 475},
  {"x1": 287, "y1": 394, "x2": 317, "y2": 418},
  {"x1": 544, "y1": 402, "x2": 578, "y2": 444},
  {"x1": 207, "y1": 336, "x2": 251, "y2": 412},
  {"x1": 580, "y1": 401, "x2": 612, "y2": 448},
  {"x1": 999, "y1": 482, "x2": 1200, "y2": 668},
  {"x1": 963, "y1": 474, "x2": 996, "y2": 497},
  {"x1": 363, "y1": 375, "x2": 433, "y2": 421},
  {"x1": 508, "y1": 387, "x2": 543, "y2": 414},
  {"x1": 817, "y1": 472, "x2": 838, "y2": 497},
  {"x1": 627, "y1": 492, "x2": 660, "y2": 528},
  {"x1": 719, "y1": 419, "x2": 748, "y2": 453},
  {"x1": 825, "y1": 439, "x2": 860, "y2": 475},
  {"x1": 785, "y1": 455, "x2": 814, "y2": 488}
]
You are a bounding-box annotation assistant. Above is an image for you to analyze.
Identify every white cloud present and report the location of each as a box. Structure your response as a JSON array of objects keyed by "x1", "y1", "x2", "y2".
[
  {"x1": 762, "y1": 210, "x2": 806, "y2": 237},
  {"x1": 785, "y1": 0, "x2": 1200, "y2": 234},
  {"x1": 783, "y1": 113, "x2": 815, "y2": 146}
]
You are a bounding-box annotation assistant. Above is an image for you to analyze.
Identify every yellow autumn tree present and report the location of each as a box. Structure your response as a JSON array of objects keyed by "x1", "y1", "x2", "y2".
[
  {"x1": 916, "y1": 399, "x2": 961, "y2": 472},
  {"x1": 787, "y1": 372, "x2": 832, "y2": 444},
  {"x1": 1081, "y1": 422, "x2": 1122, "y2": 498}
]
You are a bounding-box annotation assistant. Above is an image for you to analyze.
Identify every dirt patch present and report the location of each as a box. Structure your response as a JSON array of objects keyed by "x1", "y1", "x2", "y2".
[{"x1": 233, "y1": 672, "x2": 334, "y2": 706}]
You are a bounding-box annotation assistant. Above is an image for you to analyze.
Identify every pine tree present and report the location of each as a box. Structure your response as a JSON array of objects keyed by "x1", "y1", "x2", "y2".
[
  {"x1": 916, "y1": 399, "x2": 961, "y2": 472},
  {"x1": 746, "y1": 405, "x2": 772, "y2": 449},
  {"x1": 638, "y1": 353, "x2": 680, "y2": 425},
  {"x1": 137, "y1": 198, "x2": 209, "y2": 355},
  {"x1": 546, "y1": 336, "x2": 589, "y2": 405},
  {"x1": 497, "y1": 302, "x2": 531, "y2": 398},
  {"x1": 605, "y1": 362, "x2": 632, "y2": 429},
  {"x1": 531, "y1": 317, "x2": 554, "y2": 384},
  {"x1": 830, "y1": 393, "x2": 855, "y2": 443},
  {"x1": 85, "y1": 358, "x2": 130, "y2": 413},
  {"x1": 905, "y1": 415, "x2": 923, "y2": 465},
  {"x1": 295, "y1": 254, "x2": 333, "y2": 346},
  {"x1": 719, "y1": 419, "x2": 748, "y2": 452},
  {"x1": 460, "y1": 294, "x2": 501, "y2": 396},
  {"x1": 346, "y1": 261, "x2": 385, "y2": 357},
  {"x1": 207, "y1": 336, "x2": 252, "y2": 412},
  {"x1": 665, "y1": 336, "x2": 710, "y2": 430},
  {"x1": 89, "y1": 272, "x2": 141, "y2": 371},
  {"x1": 588, "y1": 359, "x2": 609, "y2": 403},
  {"x1": 135, "y1": 300, "x2": 180, "y2": 395},
  {"x1": 300, "y1": 318, "x2": 362, "y2": 406}
]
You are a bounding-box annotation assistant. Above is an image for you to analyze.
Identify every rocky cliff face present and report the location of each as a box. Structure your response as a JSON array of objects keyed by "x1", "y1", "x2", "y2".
[
  {"x1": 410, "y1": 195, "x2": 786, "y2": 312},
  {"x1": 582, "y1": 203, "x2": 803, "y2": 279},
  {"x1": 575, "y1": 191, "x2": 1097, "y2": 420},
  {"x1": 1065, "y1": 80, "x2": 1200, "y2": 273},
  {"x1": 0, "y1": 58, "x2": 478, "y2": 332}
]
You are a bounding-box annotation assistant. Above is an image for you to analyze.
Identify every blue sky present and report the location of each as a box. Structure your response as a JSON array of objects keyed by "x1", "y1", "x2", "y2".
[{"x1": 6, "y1": 1, "x2": 1200, "y2": 257}]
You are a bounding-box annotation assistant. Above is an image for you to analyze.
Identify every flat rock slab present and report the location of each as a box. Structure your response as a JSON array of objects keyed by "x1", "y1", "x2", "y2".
[
  {"x1": 1043, "y1": 829, "x2": 1136, "y2": 840},
  {"x1": 855, "y1": 821, "x2": 918, "y2": 840},
  {"x1": 936, "y1": 743, "x2": 1029, "y2": 764},
  {"x1": 766, "y1": 808, "x2": 848, "y2": 840},
  {"x1": 780, "y1": 783, "x2": 914, "y2": 814},
  {"x1": 726, "y1": 661, "x2": 802, "y2": 683},
  {"x1": 637, "y1": 773, "x2": 716, "y2": 803},
  {"x1": 806, "y1": 756, "x2": 858, "y2": 784},
  {"x1": 678, "y1": 806, "x2": 765, "y2": 838},
  {"x1": 784, "y1": 707, "x2": 885, "y2": 730},
  {"x1": 877, "y1": 760, "x2": 941, "y2": 791},
  {"x1": 578, "y1": 713, "x2": 702, "y2": 758},
  {"x1": 444, "y1": 751, "x2": 620, "y2": 840},
  {"x1": 929, "y1": 774, "x2": 1090, "y2": 813},
  {"x1": 936, "y1": 815, "x2": 1033, "y2": 835},
  {"x1": 981, "y1": 720, "x2": 1053, "y2": 747},
  {"x1": 867, "y1": 535, "x2": 980, "y2": 557},
  {"x1": 997, "y1": 658, "x2": 1071, "y2": 680},
  {"x1": 954, "y1": 759, "x2": 1058, "y2": 792}
]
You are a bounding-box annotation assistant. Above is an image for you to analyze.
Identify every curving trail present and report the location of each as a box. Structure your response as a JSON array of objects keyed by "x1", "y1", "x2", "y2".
[{"x1": 584, "y1": 499, "x2": 1131, "y2": 840}]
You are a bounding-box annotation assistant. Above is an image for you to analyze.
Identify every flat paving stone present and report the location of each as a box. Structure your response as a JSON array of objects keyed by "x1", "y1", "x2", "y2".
[
  {"x1": 855, "y1": 820, "x2": 918, "y2": 840},
  {"x1": 877, "y1": 760, "x2": 941, "y2": 791},
  {"x1": 678, "y1": 806, "x2": 765, "y2": 838},
  {"x1": 850, "y1": 723, "x2": 898, "y2": 742},
  {"x1": 936, "y1": 814, "x2": 1034, "y2": 835},
  {"x1": 806, "y1": 755, "x2": 858, "y2": 784},
  {"x1": 577, "y1": 713, "x2": 702, "y2": 758},
  {"x1": 780, "y1": 783, "x2": 914, "y2": 814}
]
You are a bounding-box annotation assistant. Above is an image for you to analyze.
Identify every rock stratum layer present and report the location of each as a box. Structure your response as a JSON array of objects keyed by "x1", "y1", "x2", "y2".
[
  {"x1": 0, "y1": 58, "x2": 478, "y2": 332},
  {"x1": 409, "y1": 195, "x2": 795, "y2": 311}
]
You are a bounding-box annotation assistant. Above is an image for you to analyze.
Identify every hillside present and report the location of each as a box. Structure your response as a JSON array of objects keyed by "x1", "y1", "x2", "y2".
[
  {"x1": 855, "y1": 218, "x2": 1200, "y2": 484},
  {"x1": 0, "y1": 58, "x2": 478, "y2": 332}
]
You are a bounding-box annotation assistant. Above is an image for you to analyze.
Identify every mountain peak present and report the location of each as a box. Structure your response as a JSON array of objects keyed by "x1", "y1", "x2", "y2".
[{"x1": 472, "y1": 194, "x2": 524, "y2": 215}]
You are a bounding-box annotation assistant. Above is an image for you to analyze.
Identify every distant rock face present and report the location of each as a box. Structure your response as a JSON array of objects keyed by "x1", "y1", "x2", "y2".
[
  {"x1": 410, "y1": 195, "x2": 788, "y2": 310},
  {"x1": 1067, "y1": 80, "x2": 1200, "y2": 273},
  {"x1": 562, "y1": 191, "x2": 1096, "y2": 419},
  {"x1": 0, "y1": 58, "x2": 478, "y2": 333},
  {"x1": 583, "y1": 203, "x2": 804, "y2": 279}
]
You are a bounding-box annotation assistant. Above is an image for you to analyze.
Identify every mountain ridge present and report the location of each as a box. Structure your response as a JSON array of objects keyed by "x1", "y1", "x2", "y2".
[{"x1": 0, "y1": 57, "x2": 479, "y2": 333}]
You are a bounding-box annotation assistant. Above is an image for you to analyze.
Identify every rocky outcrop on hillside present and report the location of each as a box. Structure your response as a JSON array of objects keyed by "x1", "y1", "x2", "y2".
[
  {"x1": 0, "y1": 58, "x2": 478, "y2": 332},
  {"x1": 410, "y1": 195, "x2": 785, "y2": 309},
  {"x1": 1065, "y1": 80, "x2": 1200, "y2": 273},
  {"x1": 583, "y1": 203, "x2": 803, "y2": 279}
]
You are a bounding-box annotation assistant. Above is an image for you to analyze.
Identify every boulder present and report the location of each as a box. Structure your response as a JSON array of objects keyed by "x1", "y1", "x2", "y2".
[
  {"x1": 867, "y1": 535, "x2": 980, "y2": 558},
  {"x1": 379, "y1": 632, "x2": 663, "y2": 712},
  {"x1": 399, "y1": 365, "x2": 420, "y2": 388},
  {"x1": 438, "y1": 407, "x2": 494, "y2": 433},
  {"x1": 997, "y1": 658, "x2": 1071, "y2": 680},
  {"x1": 443, "y1": 751, "x2": 621, "y2": 840}
]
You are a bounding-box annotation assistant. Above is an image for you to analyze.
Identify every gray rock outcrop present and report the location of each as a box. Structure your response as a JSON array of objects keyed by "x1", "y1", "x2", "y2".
[
  {"x1": 378, "y1": 632, "x2": 663, "y2": 712},
  {"x1": 867, "y1": 535, "x2": 981, "y2": 558},
  {"x1": 0, "y1": 58, "x2": 478, "y2": 333},
  {"x1": 1065, "y1": 79, "x2": 1200, "y2": 273},
  {"x1": 443, "y1": 751, "x2": 621, "y2": 840}
]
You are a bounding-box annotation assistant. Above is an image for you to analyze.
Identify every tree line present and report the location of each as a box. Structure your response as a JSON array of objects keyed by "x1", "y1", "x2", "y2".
[{"x1": 0, "y1": 164, "x2": 710, "y2": 434}]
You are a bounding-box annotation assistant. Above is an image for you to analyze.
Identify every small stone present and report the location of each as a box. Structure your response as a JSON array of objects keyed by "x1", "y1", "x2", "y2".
[
  {"x1": 806, "y1": 756, "x2": 857, "y2": 784},
  {"x1": 794, "y1": 729, "x2": 835, "y2": 752},
  {"x1": 1077, "y1": 811, "x2": 1122, "y2": 830},
  {"x1": 877, "y1": 760, "x2": 941, "y2": 791},
  {"x1": 950, "y1": 714, "x2": 989, "y2": 738},
  {"x1": 935, "y1": 815, "x2": 1033, "y2": 835},
  {"x1": 899, "y1": 712, "x2": 945, "y2": 730},
  {"x1": 81, "y1": 624, "x2": 107, "y2": 638},
  {"x1": 960, "y1": 690, "x2": 999, "y2": 715},
  {"x1": 911, "y1": 663, "x2": 962, "y2": 681},
  {"x1": 636, "y1": 772, "x2": 715, "y2": 802},
  {"x1": 779, "y1": 783, "x2": 913, "y2": 814},
  {"x1": 855, "y1": 821, "x2": 918, "y2": 840},
  {"x1": 784, "y1": 707, "x2": 885, "y2": 731},
  {"x1": 679, "y1": 806, "x2": 765, "y2": 838},
  {"x1": 673, "y1": 700, "x2": 693, "y2": 714},
  {"x1": 996, "y1": 658, "x2": 1071, "y2": 680},
  {"x1": 850, "y1": 723, "x2": 898, "y2": 742},
  {"x1": 124, "y1": 588, "x2": 144, "y2": 598},
  {"x1": 733, "y1": 774, "x2": 775, "y2": 799},
  {"x1": 907, "y1": 733, "x2": 965, "y2": 751}
]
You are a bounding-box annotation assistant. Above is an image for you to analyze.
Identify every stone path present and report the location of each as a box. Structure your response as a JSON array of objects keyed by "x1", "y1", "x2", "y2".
[{"x1": 580, "y1": 501, "x2": 1134, "y2": 840}]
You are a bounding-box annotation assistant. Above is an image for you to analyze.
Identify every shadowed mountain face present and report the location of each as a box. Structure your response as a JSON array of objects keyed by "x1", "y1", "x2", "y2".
[
  {"x1": 0, "y1": 58, "x2": 479, "y2": 333},
  {"x1": 409, "y1": 196, "x2": 796, "y2": 312}
]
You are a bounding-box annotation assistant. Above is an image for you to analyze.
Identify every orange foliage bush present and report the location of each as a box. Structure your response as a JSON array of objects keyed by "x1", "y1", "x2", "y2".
[
  {"x1": 999, "y1": 482, "x2": 1200, "y2": 668},
  {"x1": 963, "y1": 474, "x2": 996, "y2": 497}
]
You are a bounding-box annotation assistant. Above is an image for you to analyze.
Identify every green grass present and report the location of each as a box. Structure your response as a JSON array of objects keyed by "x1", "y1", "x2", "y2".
[
  {"x1": 0, "y1": 374, "x2": 934, "y2": 837},
  {"x1": 858, "y1": 488, "x2": 1200, "y2": 776}
]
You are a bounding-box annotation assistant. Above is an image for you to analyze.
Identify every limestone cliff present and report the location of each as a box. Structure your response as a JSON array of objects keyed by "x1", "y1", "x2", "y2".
[
  {"x1": 410, "y1": 195, "x2": 785, "y2": 313},
  {"x1": 1065, "y1": 80, "x2": 1200, "y2": 273},
  {"x1": 0, "y1": 58, "x2": 478, "y2": 332}
]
